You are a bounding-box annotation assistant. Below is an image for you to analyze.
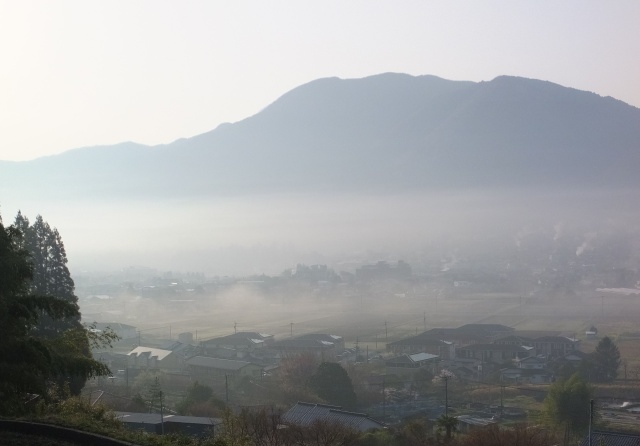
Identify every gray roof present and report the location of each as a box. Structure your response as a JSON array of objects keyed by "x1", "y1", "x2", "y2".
[
  {"x1": 409, "y1": 353, "x2": 440, "y2": 362},
  {"x1": 295, "y1": 333, "x2": 343, "y2": 343},
  {"x1": 533, "y1": 336, "x2": 577, "y2": 343},
  {"x1": 389, "y1": 335, "x2": 450, "y2": 346},
  {"x1": 186, "y1": 356, "x2": 260, "y2": 371},
  {"x1": 580, "y1": 431, "x2": 640, "y2": 446},
  {"x1": 115, "y1": 412, "x2": 222, "y2": 427},
  {"x1": 282, "y1": 402, "x2": 385, "y2": 432},
  {"x1": 202, "y1": 332, "x2": 273, "y2": 344},
  {"x1": 272, "y1": 339, "x2": 336, "y2": 349},
  {"x1": 458, "y1": 343, "x2": 530, "y2": 352},
  {"x1": 493, "y1": 335, "x2": 534, "y2": 343},
  {"x1": 115, "y1": 412, "x2": 162, "y2": 425},
  {"x1": 387, "y1": 353, "x2": 439, "y2": 366},
  {"x1": 456, "y1": 324, "x2": 513, "y2": 334}
]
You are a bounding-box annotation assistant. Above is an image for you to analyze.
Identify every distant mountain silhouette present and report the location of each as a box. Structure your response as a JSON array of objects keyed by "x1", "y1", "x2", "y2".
[{"x1": 2, "y1": 73, "x2": 639, "y2": 200}]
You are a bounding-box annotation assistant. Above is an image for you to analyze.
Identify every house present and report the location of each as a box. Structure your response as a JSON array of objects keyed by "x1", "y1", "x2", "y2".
[
  {"x1": 440, "y1": 361, "x2": 478, "y2": 381},
  {"x1": 282, "y1": 402, "x2": 385, "y2": 432},
  {"x1": 201, "y1": 332, "x2": 274, "y2": 355},
  {"x1": 186, "y1": 356, "x2": 263, "y2": 382},
  {"x1": 293, "y1": 334, "x2": 345, "y2": 352},
  {"x1": 492, "y1": 335, "x2": 534, "y2": 347},
  {"x1": 495, "y1": 333, "x2": 582, "y2": 360},
  {"x1": 127, "y1": 347, "x2": 179, "y2": 371},
  {"x1": 513, "y1": 356, "x2": 546, "y2": 369},
  {"x1": 563, "y1": 350, "x2": 589, "y2": 365},
  {"x1": 531, "y1": 336, "x2": 579, "y2": 358},
  {"x1": 419, "y1": 324, "x2": 514, "y2": 347},
  {"x1": 115, "y1": 412, "x2": 221, "y2": 437},
  {"x1": 500, "y1": 367, "x2": 553, "y2": 384},
  {"x1": 586, "y1": 326, "x2": 598, "y2": 338},
  {"x1": 387, "y1": 334, "x2": 455, "y2": 359},
  {"x1": 269, "y1": 338, "x2": 339, "y2": 360},
  {"x1": 161, "y1": 340, "x2": 200, "y2": 358},
  {"x1": 453, "y1": 324, "x2": 514, "y2": 343},
  {"x1": 385, "y1": 353, "x2": 440, "y2": 377},
  {"x1": 455, "y1": 344, "x2": 533, "y2": 364}
]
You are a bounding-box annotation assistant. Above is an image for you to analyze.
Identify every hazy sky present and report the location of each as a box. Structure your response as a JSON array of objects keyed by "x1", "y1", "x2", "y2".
[{"x1": 1, "y1": 1, "x2": 639, "y2": 162}]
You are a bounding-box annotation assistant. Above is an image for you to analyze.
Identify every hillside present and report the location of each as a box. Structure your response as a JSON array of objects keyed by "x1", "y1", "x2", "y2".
[{"x1": 2, "y1": 73, "x2": 639, "y2": 201}]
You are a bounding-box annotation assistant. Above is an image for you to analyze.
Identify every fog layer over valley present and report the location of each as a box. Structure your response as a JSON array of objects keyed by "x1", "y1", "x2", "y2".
[
  {"x1": 70, "y1": 187, "x2": 640, "y2": 342},
  {"x1": 5, "y1": 188, "x2": 639, "y2": 276}
]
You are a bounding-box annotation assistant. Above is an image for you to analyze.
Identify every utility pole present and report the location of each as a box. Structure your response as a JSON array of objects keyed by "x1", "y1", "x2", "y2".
[
  {"x1": 384, "y1": 321, "x2": 388, "y2": 343},
  {"x1": 500, "y1": 376, "x2": 505, "y2": 417},
  {"x1": 225, "y1": 374, "x2": 229, "y2": 406},
  {"x1": 382, "y1": 376, "x2": 386, "y2": 419},
  {"x1": 520, "y1": 295, "x2": 523, "y2": 318},
  {"x1": 444, "y1": 375, "x2": 449, "y2": 416},
  {"x1": 234, "y1": 322, "x2": 237, "y2": 334},
  {"x1": 160, "y1": 387, "x2": 165, "y2": 435},
  {"x1": 589, "y1": 399, "x2": 594, "y2": 446}
]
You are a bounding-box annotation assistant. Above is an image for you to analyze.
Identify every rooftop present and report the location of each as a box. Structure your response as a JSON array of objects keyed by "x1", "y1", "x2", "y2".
[
  {"x1": 186, "y1": 356, "x2": 258, "y2": 371},
  {"x1": 127, "y1": 347, "x2": 173, "y2": 360},
  {"x1": 282, "y1": 402, "x2": 385, "y2": 432}
]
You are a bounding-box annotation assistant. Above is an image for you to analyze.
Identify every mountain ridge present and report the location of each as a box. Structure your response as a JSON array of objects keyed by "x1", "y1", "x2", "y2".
[{"x1": 2, "y1": 73, "x2": 639, "y2": 201}]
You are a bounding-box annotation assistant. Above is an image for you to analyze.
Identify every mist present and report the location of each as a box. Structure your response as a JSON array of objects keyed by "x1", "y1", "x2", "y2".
[{"x1": 4, "y1": 187, "x2": 639, "y2": 277}]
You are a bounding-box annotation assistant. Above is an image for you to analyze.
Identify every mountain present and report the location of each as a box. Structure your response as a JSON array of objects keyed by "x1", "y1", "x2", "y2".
[{"x1": 2, "y1": 73, "x2": 640, "y2": 201}]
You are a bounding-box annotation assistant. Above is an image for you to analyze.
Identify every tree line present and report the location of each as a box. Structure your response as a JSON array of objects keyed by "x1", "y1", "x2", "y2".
[{"x1": 0, "y1": 211, "x2": 114, "y2": 414}]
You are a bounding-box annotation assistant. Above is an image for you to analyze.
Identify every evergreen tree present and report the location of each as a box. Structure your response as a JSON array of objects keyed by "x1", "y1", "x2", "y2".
[
  {"x1": 591, "y1": 336, "x2": 621, "y2": 382},
  {"x1": 13, "y1": 213, "x2": 92, "y2": 393},
  {"x1": 0, "y1": 211, "x2": 113, "y2": 412},
  {"x1": 307, "y1": 362, "x2": 357, "y2": 408},
  {"x1": 18, "y1": 214, "x2": 80, "y2": 335},
  {"x1": 0, "y1": 213, "x2": 111, "y2": 413}
]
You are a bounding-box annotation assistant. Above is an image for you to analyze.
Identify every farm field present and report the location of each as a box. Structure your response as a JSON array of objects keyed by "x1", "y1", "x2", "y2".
[{"x1": 92, "y1": 286, "x2": 640, "y2": 370}]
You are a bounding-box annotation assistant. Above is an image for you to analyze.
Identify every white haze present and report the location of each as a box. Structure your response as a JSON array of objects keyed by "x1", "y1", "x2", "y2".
[{"x1": 3, "y1": 188, "x2": 639, "y2": 276}]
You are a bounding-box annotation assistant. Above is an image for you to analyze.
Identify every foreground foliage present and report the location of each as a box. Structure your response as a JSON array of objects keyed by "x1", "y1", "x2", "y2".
[
  {"x1": 0, "y1": 213, "x2": 112, "y2": 414},
  {"x1": 5, "y1": 391, "x2": 575, "y2": 446}
]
